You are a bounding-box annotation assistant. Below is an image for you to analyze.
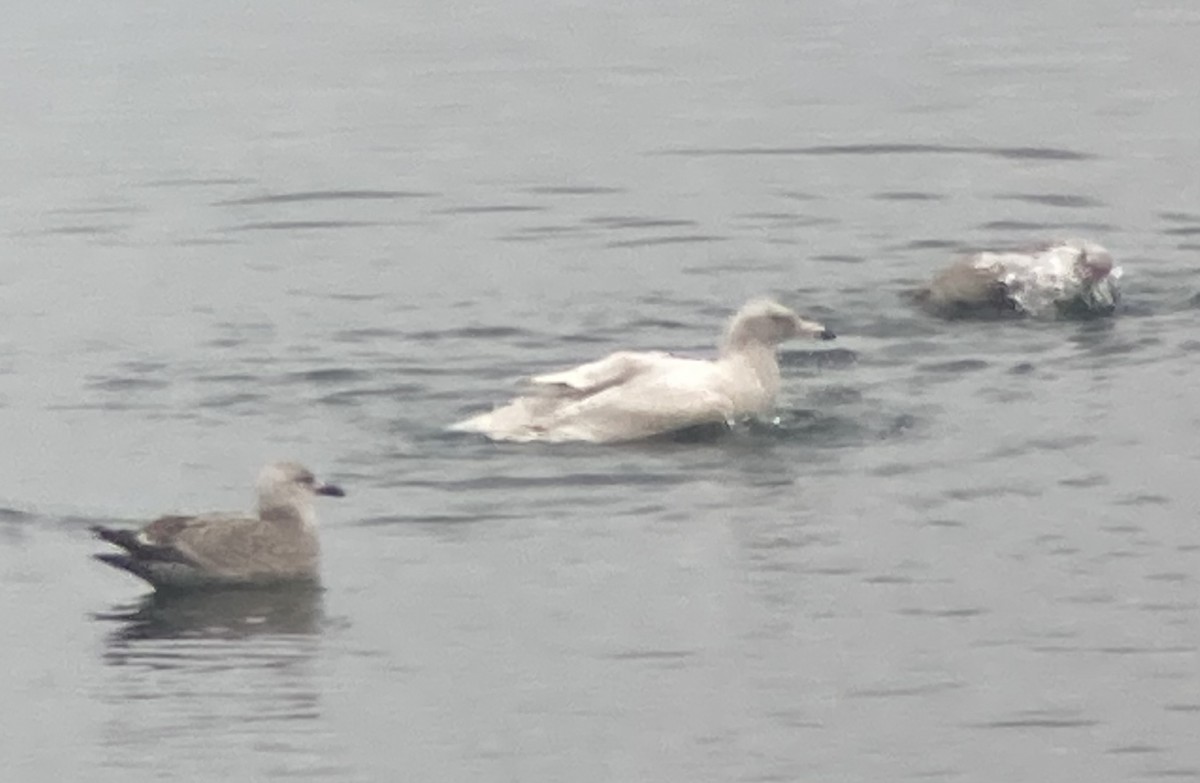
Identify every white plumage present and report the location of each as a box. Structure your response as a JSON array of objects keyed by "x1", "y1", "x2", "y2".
[{"x1": 451, "y1": 299, "x2": 835, "y2": 444}]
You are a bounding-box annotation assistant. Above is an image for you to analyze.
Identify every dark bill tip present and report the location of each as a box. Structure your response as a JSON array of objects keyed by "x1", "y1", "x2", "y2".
[
  {"x1": 316, "y1": 483, "x2": 346, "y2": 498},
  {"x1": 819, "y1": 329, "x2": 836, "y2": 340}
]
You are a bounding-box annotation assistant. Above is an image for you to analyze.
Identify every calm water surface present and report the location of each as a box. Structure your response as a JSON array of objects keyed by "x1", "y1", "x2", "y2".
[{"x1": 2, "y1": 1, "x2": 1199, "y2": 781}]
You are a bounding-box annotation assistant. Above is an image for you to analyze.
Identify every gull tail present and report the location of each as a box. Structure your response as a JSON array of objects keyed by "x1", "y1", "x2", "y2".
[
  {"x1": 91, "y1": 525, "x2": 146, "y2": 553},
  {"x1": 449, "y1": 397, "x2": 565, "y2": 442},
  {"x1": 91, "y1": 524, "x2": 205, "y2": 589}
]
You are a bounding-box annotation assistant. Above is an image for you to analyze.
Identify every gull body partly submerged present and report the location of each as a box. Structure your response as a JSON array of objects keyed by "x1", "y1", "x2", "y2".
[
  {"x1": 91, "y1": 462, "x2": 345, "y2": 590},
  {"x1": 451, "y1": 298, "x2": 836, "y2": 444},
  {"x1": 914, "y1": 239, "x2": 1121, "y2": 319}
]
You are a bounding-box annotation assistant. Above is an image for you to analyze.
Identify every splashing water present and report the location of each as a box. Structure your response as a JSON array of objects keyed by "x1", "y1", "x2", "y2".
[{"x1": 973, "y1": 242, "x2": 1123, "y2": 317}]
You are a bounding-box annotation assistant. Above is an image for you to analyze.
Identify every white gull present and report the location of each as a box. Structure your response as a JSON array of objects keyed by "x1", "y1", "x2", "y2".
[{"x1": 450, "y1": 298, "x2": 836, "y2": 444}]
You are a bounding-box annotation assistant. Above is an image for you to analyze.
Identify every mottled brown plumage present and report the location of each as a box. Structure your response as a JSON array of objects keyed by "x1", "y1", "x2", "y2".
[
  {"x1": 92, "y1": 462, "x2": 344, "y2": 590},
  {"x1": 912, "y1": 261, "x2": 1020, "y2": 319}
]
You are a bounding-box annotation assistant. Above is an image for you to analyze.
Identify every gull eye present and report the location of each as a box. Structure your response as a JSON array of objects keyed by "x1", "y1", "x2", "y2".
[{"x1": 296, "y1": 472, "x2": 315, "y2": 486}]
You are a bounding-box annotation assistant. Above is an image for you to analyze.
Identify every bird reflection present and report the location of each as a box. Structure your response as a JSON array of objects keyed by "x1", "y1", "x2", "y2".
[
  {"x1": 92, "y1": 588, "x2": 340, "y2": 777},
  {"x1": 97, "y1": 585, "x2": 325, "y2": 650}
]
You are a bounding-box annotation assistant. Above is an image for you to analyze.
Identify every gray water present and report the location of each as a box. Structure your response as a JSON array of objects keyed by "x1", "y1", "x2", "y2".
[{"x1": 3, "y1": 1, "x2": 1200, "y2": 780}]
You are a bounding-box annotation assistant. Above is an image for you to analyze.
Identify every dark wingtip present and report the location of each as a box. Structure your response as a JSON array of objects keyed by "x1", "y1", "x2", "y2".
[
  {"x1": 93, "y1": 552, "x2": 134, "y2": 571},
  {"x1": 91, "y1": 525, "x2": 125, "y2": 545},
  {"x1": 93, "y1": 552, "x2": 157, "y2": 585},
  {"x1": 819, "y1": 329, "x2": 836, "y2": 340}
]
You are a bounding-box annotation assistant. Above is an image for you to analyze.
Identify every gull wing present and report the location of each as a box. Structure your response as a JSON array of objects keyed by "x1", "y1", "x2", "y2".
[
  {"x1": 454, "y1": 350, "x2": 739, "y2": 443},
  {"x1": 155, "y1": 513, "x2": 315, "y2": 577},
  {"x1": 92, "y1": 516, "x2": 201, "y2": 566},
  {"x1": 95, "y1": 512, "x2": 316, "y2": 584},
  {"x1": 92, "y1": 515, "x2": 209, "y2": 586},
  {"x1": 526, "y1": 351, "x2": 676, "y2": 398},
  {"x1": 544, "y1": 358, "x2": 739, "y2": 442}
]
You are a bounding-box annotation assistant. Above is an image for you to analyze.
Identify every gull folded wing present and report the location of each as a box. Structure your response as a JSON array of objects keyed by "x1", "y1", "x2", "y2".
[{"x1": 526, "y1": 351, "x2": 673, "y2": 398}]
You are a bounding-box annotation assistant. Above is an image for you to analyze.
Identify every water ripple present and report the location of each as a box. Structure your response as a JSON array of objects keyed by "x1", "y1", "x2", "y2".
[
  {"x1": 656, "y1": 143, "x2": 1097, "y2": 160},
  {"x1": 973, "y1": 714, "x2": 1101, "y2": 729},
  {"x1": 438, "y1": 204, "x2": 544, "y2": 214},
  {"x1": 607, "y1": 235, "x2": 726, "y2": 248},
  {"x1": 282, "y1": 368, "x2": 373, "y2": 384},
  {"x1": 873, "y1": 191, "x2": 946, "y2": 201},
  {"x1": 228, "y1": 220, "x2": 379, "y2": 231},
  {"x1": 525, "y1": 185, "x2": 625, "y2": 195},
  {"x1": 586, "y1": 216, "x2": 697, "y2": 229},
  {"x1": 995, "y1": 193, "x2": 1105, "y2": 208},
  {"x1": 218, "y1": 190, "x2": 434, "y2": 206}
]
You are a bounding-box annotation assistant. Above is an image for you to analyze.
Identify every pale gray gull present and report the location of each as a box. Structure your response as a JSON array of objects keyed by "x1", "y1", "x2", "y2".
[
  {"x1": 450, "y1": 298, "x2": 836, "y2": 444},
  {"x1": 914, "y1": 238, "x2": 1121, "y2": 319},
  {"x1": 91, "y1": 461, "x2": 345, "y2": 590}
]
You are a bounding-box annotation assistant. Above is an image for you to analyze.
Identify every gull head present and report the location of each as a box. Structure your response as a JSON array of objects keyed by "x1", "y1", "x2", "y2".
[
  {"x1": 1056, "y1": 239, "x2": 1121, "y2": 314},
  {"x1": 723, "y1": 298, "x2": 835, "y2": 351},
  {"x1": 256, "y1": 461, "x2": 345, "y2": 517},
  {"x1": 1060, "y1": 238, "x2": 1116, "y2": 282}
]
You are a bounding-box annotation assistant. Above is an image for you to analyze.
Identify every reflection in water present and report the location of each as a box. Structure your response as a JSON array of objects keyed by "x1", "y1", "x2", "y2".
[
  {"x1": 94, "y1": 588, "x2": 354, "y2": 780},
  {"x1": 99, "y1": 585, "x2": 326, "y2": 646}
]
